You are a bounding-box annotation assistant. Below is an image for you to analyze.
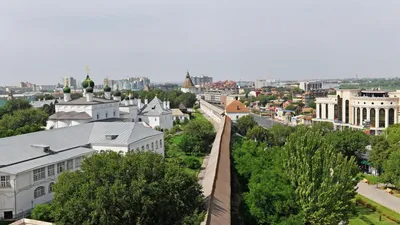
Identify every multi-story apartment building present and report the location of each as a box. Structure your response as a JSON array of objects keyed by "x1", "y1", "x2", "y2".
[
  {"x1": 299, "y1": 81, "x2": 323, "y2": 91},
  {"x1": 314, "y1": 89, "x2": 399, "y2": 135},
  {"x1": 191, "y1": 75, "x2": 213, "y2": 88}
]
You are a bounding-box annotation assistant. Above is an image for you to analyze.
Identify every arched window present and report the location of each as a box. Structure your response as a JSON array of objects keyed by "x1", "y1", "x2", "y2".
[
  {"x1": 379, "y1": 109, "x2": 385, "y2": 127},
  {"x1": 34, "y1": 186, "x2": 45, "y2": 199},
  {"x1": 370, "y1": 108, "x2": 375, "y2": 128},
  {"x1": 389, "y1": 108, "x2": 395, "y2": 125},
  {"x1": 345, "y1": 100, "x2": 349, "y2": 123},
  {"x1": 49, "y1": 182, "x2": 54, "y2": 193},
  {"x1": 151, "y1": 142, "x2": 154, "y2": 150},
  {"x1": 97, "y1": 113, "x2": 100, "y2": 120},
  {"x1": 139, "y1": 118, "x2": 142, "y2": 122},
  {"x1": 325, "y1": 104, "x2": 328, "y2": 119}
]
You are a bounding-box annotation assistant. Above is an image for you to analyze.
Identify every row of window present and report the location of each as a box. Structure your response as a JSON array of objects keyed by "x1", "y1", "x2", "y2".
[
  {"x1": 136, "y1": 139, "x2": 163, "y2": 152},
  {"x1": 34, "y1": 183, "x2": 54, "y2": 199},
  {"x1": 96, "y1": 111, "x2": 116, "y2": 120},
  {"x1": 33, "y1": 157, "x2": 83, "y2": 182}
]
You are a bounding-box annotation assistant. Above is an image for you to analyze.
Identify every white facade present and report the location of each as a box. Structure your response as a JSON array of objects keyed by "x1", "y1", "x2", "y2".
[
  {"x1": 314, "y1": 89, "x2": 400, "y2": 135},
  {"x1": 138, "y1": 97, "x2": 173, "y2": 130},
  {"x1": 226, "y1": 112, "x2": 248, "y2": 121},
  {"x1": 0, "y1": 122, "x2": 164, "y2": 219},
  {"x1": 181, "y1": 87, "x2": 198, "y2": 94}
]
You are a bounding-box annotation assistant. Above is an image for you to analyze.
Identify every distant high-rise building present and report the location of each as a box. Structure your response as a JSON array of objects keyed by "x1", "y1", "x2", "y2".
[
  {"x1": 191, "y1": 75, "x2": 213, "y2": 88},
  {"x1": 64, "y1": 77, "x2": 77, "y2": 89},
  {"x1": 255, "y1": 79, "x2": 266, "y2": 89},
  {"x1": 299, "y1": 81, "x2": 323, "y2": 91}
]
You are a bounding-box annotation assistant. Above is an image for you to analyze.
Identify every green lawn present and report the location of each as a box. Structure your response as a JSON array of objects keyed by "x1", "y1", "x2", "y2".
[
  {"x1": 359, "y1": 173, "x2": 380, "y2": 185},
  {"x1": 349, "y1": 194, "x2": 400, "y2": 224},
  {"x1": 166, "y1": 134, "x2": 205, "y2": 176}
]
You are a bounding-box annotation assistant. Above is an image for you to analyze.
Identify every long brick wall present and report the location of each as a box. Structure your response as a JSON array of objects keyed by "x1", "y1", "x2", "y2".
[{"x1": 200, "y1": 115, "x2": 231, "y2": 225}]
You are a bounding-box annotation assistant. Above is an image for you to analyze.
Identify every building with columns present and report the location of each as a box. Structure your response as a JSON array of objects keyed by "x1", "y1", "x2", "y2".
[{"x1": 314, "y1": 89, "x2": 399, "y2": 135}]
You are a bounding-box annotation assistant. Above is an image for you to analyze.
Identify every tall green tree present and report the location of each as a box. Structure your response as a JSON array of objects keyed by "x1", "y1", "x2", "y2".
[
  {"x1": 31, "y1": 204, "x2": 54, "y2": 222},
  {"x1": 285, "y1": 128, "x2": 359, "y2": 224},
  {"x1": 384, "y1": 124, "x2": 400, "y2": 146},
  {"x1": 236, "y1": 115, "x2": 257, "y2": 136},
  {"x1": 269, "y1": 124, "x2": 294, "y2": 146},
  {"x1": 381, "y1": 148, "x2": 400, "y2": 187},
  {"x1": 0, "y1": 99, "x2": 31, "y2": 117},
  {"x1": 246, "y1": 125, "x2": 274, "y2": 145},
  {"x1": 369, "y1": 135, "x2": 391, "y2": 174},
  {"x1": 52, "y1": 151, "x2": 204, "y2": 225},
  {"x1": 0, "y1": 108, "x2": 48, "y2": 137},
  {"x1": 179, "y1": 120, "x2": 215, "y2": 154},
  {"x1": 325, "y1": 129, "x2": 370, "y2": 161}
]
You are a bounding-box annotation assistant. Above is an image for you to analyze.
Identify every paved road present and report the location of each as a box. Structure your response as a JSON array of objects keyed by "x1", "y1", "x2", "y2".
[
  {"x1": 251, "y1": 114, "x2": 286, "y2": 128},
  {"x1": 357, "y1": 182, "x2": 400, "y2": 213}
]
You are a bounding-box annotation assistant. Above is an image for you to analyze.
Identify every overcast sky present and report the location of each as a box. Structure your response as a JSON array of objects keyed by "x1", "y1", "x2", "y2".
[{"x1": 1, "y1": 0, "x2": 400, "y2": 85}]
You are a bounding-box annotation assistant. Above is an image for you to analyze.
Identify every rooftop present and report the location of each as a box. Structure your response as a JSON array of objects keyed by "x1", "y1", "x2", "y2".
[
  {"x1": 225, "y1": 100, "x2": 249, "y2": 113},
  {"x1": 56, "y1": 97, "x2": 118, "y2": 105},
  {"x1": 0, "y1": 122, "x2": 162, "y2": 174},
  {"x1": 138, "y1": 96, "x2": 170, "y2": 116}
]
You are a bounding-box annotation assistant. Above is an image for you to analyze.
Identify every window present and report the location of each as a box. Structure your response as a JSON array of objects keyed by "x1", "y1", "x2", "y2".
[
  {"x1": 57, "y1": 162, "x2": 65, "y2": 174},
  {"x1": 75, "y1": 157, "x2": 83, "y2": 168},
  {"x1": 155, "y1": 117, "x2": 157, "y2": 121},
  {"x1": 49, "y1": 182, "x2": 54, "y2": 193},
  {"x1": 160, "y1": 140, "x2": 162, "y2": 148},
  {"x1": 34, "y1": 186, "x2": 45, "y2": 199},
  {"x1": 33, "y1": 167, "x2": 46, "y2": 182},
  {"x1": 151, "y1": 142, "x2": 154, "y2": 150},
  {"x1": 156, "y1": 141, "x2": 158, "y2": 149},
  {"x1": 146, "y1": 144, "x2": 149, "y2": 150},
  {"x1": 139, "y1": 118, "x2": 142, "y2": 122},
  {"x1": 113, "y1": 111, "x2": 116, "y2": 116},
  {"x1": 0, "y1": 175, "x2": 11, "y2": 188},
  {"x1": 106, "y1": 112, "x2": 108, "y2": 118},
  {"x1": 97, "y1": 114, "x2": 100, "y2": 119},
  {"x1": 67, "y1": 159, "x2": 73, "y2": 171},
  {"x1": 141, "y1": 146, "x2": 144, "y2": 150},
  {"x1": 236, "y1": 115, "x2": 239, "y2": 119},
  {"x1": 48, "y1": 165, "x2": 55, "y2": 177}
]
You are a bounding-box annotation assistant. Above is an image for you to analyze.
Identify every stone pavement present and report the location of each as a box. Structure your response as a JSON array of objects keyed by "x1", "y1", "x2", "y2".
[{"x1": 357, "y1": 182, "x2": 400, "y2": 213}]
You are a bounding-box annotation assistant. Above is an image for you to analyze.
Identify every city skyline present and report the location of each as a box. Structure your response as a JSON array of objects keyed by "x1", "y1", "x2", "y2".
[{"x1": 2, "y1": 0, "x2": 400, "y2": 85}]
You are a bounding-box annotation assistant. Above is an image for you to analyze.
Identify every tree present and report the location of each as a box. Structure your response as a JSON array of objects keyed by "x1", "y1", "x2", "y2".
[
  {"x1": 31, "y1": 204, "x2": 54, "y2": 222},
  {"x1": 177, "y1": 93, "x2": 197, "y2": 108},
  {"x1": 246, "y1": 125, "x2": 274, "y2": 145},
  {"x1": 0, "y1": 99, "x2": 31, "y2": 117},
  {"x1": 369, "y1": 135, "x2": 391, "y2": 174},
  {"x1": 325, "y1": 129, "x2": 370, "y2": 162},
  {"x1": 308, "y1": 101, "x2": 316, "y2": 109},
  {"x1": 285, "y1": 128, "x2": 359, "y2": 224},
  {"x1": 0, "y1": 108, "x2": 48, "y2": 138},
  {"x1": 52, "y1": 151, "x2": 204, "y2": 225},
  {"x1": 179, "y1": 120, "x2": 215, "y2": 154},
  {"x1": 381, "y1": 149, "x2": 400, "y2": 187},
  {"x1": 34, "y1": 94, "x2": 54, "y2": 101},
  {"x1": 236, "y1": 115, "x2": 257, "y2": 136},
  {"x1": 269, "y1": 124, "x2": 294, "y2": 146},
  {"x1": 243, "y1": 147, "x2": 303, "y2": 224},
  {"x1": 384, "y1": 124, "x2": 400, "y2": 146}
]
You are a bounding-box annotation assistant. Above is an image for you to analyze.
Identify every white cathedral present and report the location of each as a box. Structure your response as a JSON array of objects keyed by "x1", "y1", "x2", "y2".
[{"x1": 47, "y1": 75, "x2": 173, "y2": 131}]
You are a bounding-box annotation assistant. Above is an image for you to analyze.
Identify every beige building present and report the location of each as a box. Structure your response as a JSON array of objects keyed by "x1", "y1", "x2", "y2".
[{"x1": 314, "y1": 89, "x2": 399, "y2": 135}]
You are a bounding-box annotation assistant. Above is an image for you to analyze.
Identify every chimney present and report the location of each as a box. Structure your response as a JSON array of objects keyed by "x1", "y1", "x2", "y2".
[
  {"x1": 104, "y1": 91, "x2": 111, "y2": 100},
  {"x1": 86, "y1": 92, "x2": 93, "y2": 102},
  {"x1": 138, "y1": 99, "x2": 142, "y2": 109},
  {"x1": 64, "y1": 93, "x2": 71, "y2": 102},
  {"x1": 145, "y1": 98, "x2": 148, "y2": 105},
  {"x1": 113, "y1": 96, "x2": 121, "y2": 101},
  {"x1": 124, "y1": 98, "x2": 129, "y2": 106},
  {"x1": 163, "y1": 100, "x2": 167, "y2": 109},
  {"x1": 167, "y1": 101, "x2": 170, "y2": 109},
  {"x1": 83, "y1": 89, "x2": 86, "y2": 97},
  {"x1": 129, "y1": 97, "x2": 134, "y2": 105}
]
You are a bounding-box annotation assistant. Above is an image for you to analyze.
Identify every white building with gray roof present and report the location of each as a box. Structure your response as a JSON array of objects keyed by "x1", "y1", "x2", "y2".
[
  {"x1": 0, "y1": 122, "x2": 164, "y2": 220},
  {"x1": 138, "y1": 96, "x2": 173, "y2": 130}
]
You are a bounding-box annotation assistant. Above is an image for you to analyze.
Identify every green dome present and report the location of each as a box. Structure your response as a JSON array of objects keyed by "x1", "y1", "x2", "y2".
[
  {"x1": 86, "y1": 87, "x2": 94, "y2": 93},
  {"x1": 113, "y1": 90, "x2": 122, "y2": 97},
  {"x1": 104, "y1": 85, "x2": 111, "y2": 92},
  {"x1": 63, "y1": 86, "x2": 71, "y2": 93},
  {"x1": 81, "y1": 75, "x2": 95, "y2": 88}
]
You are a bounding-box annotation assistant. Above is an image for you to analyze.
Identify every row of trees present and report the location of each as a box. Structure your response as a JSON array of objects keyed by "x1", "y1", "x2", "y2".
[
  {"x1": 233, "y1": 116, "x2": 370, "y2": 224},
  {"x1": 0, "y1": 99, "x2": 50, "y2": 138},
  {"x1": 369, "y1": 124, "x2": 400, "y2": 187},
  {"x1": 120, "y1": 89, "x2": 197, "y2": 108},
  {"x1": 32, "y1": 151, "x2": 205, "y2": 225}
]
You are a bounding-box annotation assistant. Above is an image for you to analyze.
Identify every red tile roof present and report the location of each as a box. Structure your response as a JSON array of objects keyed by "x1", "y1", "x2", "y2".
[{"x1": 225, "y1": 100, "x2": 249, "y2": 113}]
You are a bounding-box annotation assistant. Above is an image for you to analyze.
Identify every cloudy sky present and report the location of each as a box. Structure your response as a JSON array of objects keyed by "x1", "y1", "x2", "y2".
[{"x1": 1, "y1": 0, "x2": 400, "y2": 85}]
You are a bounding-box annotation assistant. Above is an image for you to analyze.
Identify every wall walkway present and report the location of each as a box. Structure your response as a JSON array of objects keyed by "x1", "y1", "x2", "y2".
[{"x1": 199, "y1": 100, "x2": 231, "y2": 225}]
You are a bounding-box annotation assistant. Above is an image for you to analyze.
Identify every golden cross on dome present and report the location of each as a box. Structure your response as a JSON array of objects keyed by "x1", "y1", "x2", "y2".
[{"x1": 85, "y1": 66, "x2": 90, "y2": 75}]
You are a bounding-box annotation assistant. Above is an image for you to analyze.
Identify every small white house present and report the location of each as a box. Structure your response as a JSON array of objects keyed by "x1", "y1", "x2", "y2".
[
  {"x1": 138, "y1": 96, "x2": 173, "y2": 130},
  {"x1": 171, "y1": 109, "x2": 190, "y2": 122},
  {"x1": 0, "y1": 122, "x2": 164, "y2": 220},
  {"x1": 225, "y1": 100, "x2": 249, "y2": 121}
]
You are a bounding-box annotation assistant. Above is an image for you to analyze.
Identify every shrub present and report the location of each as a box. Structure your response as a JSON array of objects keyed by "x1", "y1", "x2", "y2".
[{"x1": 184, "y1": 157, "x2": 201, "y2": 170}]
